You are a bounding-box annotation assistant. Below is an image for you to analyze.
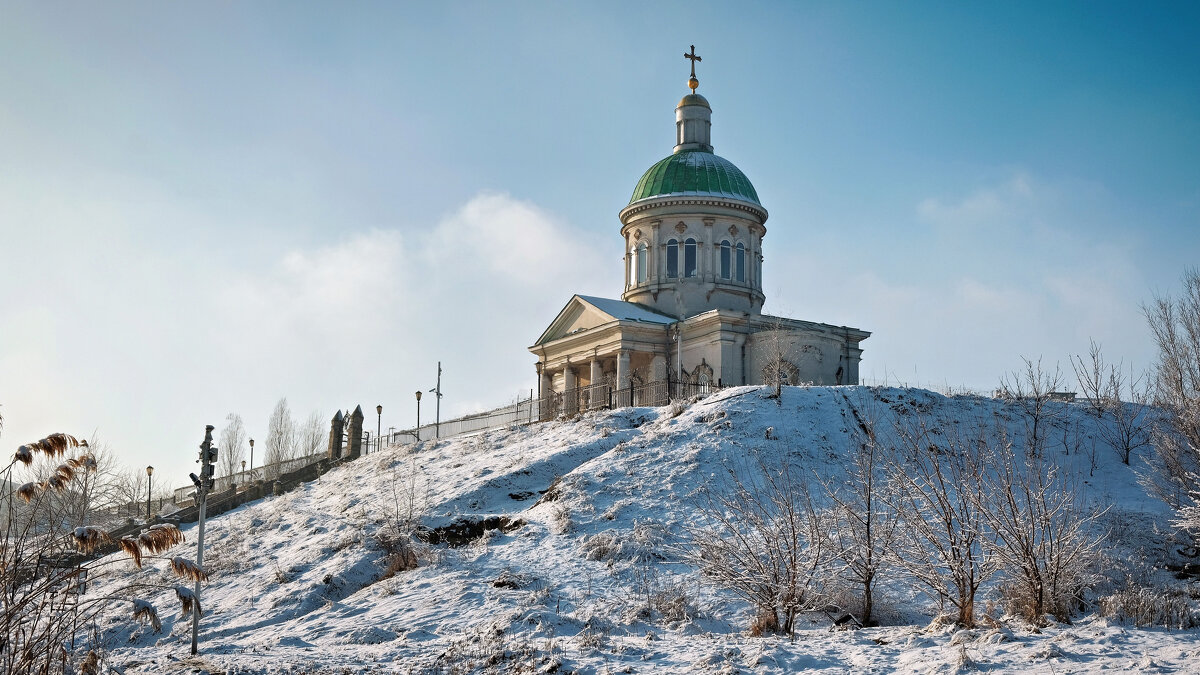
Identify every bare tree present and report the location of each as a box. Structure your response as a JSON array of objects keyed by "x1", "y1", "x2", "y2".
[
  {"x1": 884, "y1": 420, "x2": 994, "y2": 628},
  {"x1": 685, "y1": 454, "x2": 829, "y2": 636},
  {"x1": 1143, "y1": 269, "x2": 1200, "y2": 520},
  {"x1": 980, "y1": 438, "x2": 1104, "y2": 624},
  {"x1": 296, "y1": 411, "x2": 325, "y2": 458},
  {"x1": 820, "y1": 393, "x2": 896, "y2": 626},
  {"x1": 1071, "y1": 341, "x2": 1153, "y2": 465},
  {"x1": 1000, "y1": 356, "x2": 1066, "y2": 457},
  {"x1": 264, "y1": 397, "x2": 296, "y2": 472},
  {"x1": 218, "y1": 413, "x2": 247, "y2": 480}
]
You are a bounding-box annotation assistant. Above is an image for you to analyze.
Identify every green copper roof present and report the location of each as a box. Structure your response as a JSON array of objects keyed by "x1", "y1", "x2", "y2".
[{"x1": 629, "y1": 150, "x2": 760, "y2": 206}]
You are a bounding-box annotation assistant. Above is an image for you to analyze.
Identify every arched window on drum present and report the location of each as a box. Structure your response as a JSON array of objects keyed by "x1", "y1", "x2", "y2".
[
  {"x1": 684, "y1": 238, "x2": 697, "y2": 278},
  {"x1": 636, "y1": 243, "x2": 648, "y2": 283},
  {"x1": 666, "y1": 239, "x2": 679, "y2": 279},
  {"x1": 735, "y1": 243, "x2": 746, "y2": 282},
  {"x1": 719, "y1": 240, "x2": 731, "y2": 280}
]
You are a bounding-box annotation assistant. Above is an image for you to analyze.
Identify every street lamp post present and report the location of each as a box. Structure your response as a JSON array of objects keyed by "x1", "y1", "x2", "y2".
[
  {"x1": 414, "y1": 391, "x2": 422, "y2": 442},
  {"x1": 248, "y1": 438, "x2": 254, "y2": 482},
  {"x1": 376, "y1": 404, "x2": 382, "y2": 454},
  {"x1": 240, "y1": 460, "x2": 246, "y2": 487},
  {"x1": 145, "y1": 465, "x2": 154, "y2": 521}
]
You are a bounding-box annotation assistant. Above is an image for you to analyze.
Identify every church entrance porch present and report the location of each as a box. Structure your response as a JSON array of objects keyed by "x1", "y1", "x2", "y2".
[{"x1": 537, "y1": 374, "x2": 719, "y2": 422}]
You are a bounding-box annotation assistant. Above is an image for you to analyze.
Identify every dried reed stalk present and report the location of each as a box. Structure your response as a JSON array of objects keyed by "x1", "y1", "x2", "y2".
[
  {"x1": 16, "y1": 482, "x2": 39, "y2": 503},
  {"x1": 169, "y1": 556, "x2": 209, "y2": 582},
  {"x1": 119, "y1": 537, "x2": 143, "y2": 568},
  {"x1": 132, "y1": 599, "x2": 162, "y2": 632},
  {"x1": 138, "y1": 524, "x2": 184, "y2": 554},
  {"x1": 72, "y1": 526, "x2": 111, "y2": 554},
  {"x1": 174, "y1": 585, "x2": 202, "y2": 618}
]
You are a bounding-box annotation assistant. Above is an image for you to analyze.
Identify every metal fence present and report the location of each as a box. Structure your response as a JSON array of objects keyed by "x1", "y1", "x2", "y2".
[
  {"x1": 168, "y1": 378, "x2": 723, "y2": 502},
  {"x1": 389, "y1": 395, "x2": 542, "y2": 446},
  {"x1": 172, "y1": 451, "x2": 328, "y2": 504},
  {"x1": 389, "y1": 378, "x2": 722, "y2": 443}
]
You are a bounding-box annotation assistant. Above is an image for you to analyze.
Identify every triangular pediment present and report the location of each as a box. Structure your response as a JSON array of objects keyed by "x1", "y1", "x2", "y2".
[{"x1": 532, "y1": 295, "x2": 674, "y2": 347}]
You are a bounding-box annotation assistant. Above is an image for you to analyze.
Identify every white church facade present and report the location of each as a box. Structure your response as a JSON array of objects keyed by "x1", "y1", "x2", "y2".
[{"x1": 530, "y1": 49, "x2": 869, "y2": 415}]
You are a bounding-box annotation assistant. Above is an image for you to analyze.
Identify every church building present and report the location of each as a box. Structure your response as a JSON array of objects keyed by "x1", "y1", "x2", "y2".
[{"x1": 530, "y1": 48, "x2": 869, "y2": 415}]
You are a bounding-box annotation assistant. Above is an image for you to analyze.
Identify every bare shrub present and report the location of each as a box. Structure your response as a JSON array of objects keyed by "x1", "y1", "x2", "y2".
[
  {"x1": 884, "y1": 420, "x2": 993, "y2": 628},
  {"x1": 1142, "y1": 269, "x2": 1200, "y2": 520},
  {"x1": 980, "y1": 439, "x2": 1104, "y2": 624},
  {"x1": 582, "y1": 522, "x2": 667, "y2": 563},
  {"x1": 685, "y1": 454, "x2": 828, "y2": 636},
  {"x1": 1071, "y1": 340, "x2": 1152, "y2": 465},
  {"x1": 820, "y1": 393, "x2": 896, "y2": 626},
  {"x1": 377, "y1": 460, "x2": 427, "y2": 575},
  {"x1": 999, "y1": 356, "x2": 1066, "y2": 458},
  {"x1": 623, "y1": 565, "x2": 698, "y2": 625},
  {"x1": 1100, "y1": 585, "x2": 1197, "y2": 629},
  {"x1": 548, "y1": 504, "x2": 572, "y2": 535}
]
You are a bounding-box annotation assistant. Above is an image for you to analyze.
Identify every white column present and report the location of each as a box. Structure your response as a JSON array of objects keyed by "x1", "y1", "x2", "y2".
[
  {"x1": 564, "y1": 366, "x2": 577, "y2": 415},
  {"x1": 616, "y1": 351, "x2": 630, "y2": 389}
]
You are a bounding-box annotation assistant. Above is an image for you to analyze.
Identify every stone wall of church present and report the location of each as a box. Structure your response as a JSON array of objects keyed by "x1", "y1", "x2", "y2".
[{"x1": 745, "y1": 330, "x2": 855, "y2": 386}]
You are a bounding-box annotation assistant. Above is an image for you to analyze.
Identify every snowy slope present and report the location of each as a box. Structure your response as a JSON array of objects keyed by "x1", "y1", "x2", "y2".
[{"x1": 90, "y1": 387, "x2": 1200, "y2": 674}]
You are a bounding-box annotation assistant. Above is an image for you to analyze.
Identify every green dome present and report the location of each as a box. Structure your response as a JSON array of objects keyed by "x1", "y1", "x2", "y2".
[{"x1": 629, "y1": 150, "x2": 760, "y2": 206}]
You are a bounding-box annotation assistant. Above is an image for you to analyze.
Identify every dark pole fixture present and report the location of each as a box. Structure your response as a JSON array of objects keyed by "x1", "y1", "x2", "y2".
[
  {"x1": 145, "y1": 465, "x2": 154, "y2": 520},
  {"x1": 240, "y1": 459, "x2": 246, "y2": 486},
  {"x1": 415, "y1": 391, "x2": 422, "y2": 442},
  {"x1": 429, "y1": 361, "x2": 442, "y2": 439},
  {"x1": 248, "y1": 438, "x2": 254, "y2": 481},
  {"x1": 376, "y1": 404, "x2": 382, "y2": 454}
]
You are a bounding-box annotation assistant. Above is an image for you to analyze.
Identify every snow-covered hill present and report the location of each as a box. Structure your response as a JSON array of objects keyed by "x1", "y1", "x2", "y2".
[{"x1": 93, "y1": 387, "x2": 1199, "y2": 674}]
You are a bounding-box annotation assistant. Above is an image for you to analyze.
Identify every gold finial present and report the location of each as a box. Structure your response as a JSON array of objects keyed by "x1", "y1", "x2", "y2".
[{"x1": 684, "y1": 45, "x2": 701, "y2": 92}]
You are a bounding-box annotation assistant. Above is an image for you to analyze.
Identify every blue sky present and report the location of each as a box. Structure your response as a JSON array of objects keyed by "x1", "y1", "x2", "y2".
[{"x1": 1, "y1": 2, "x2": 1197, "y2": 489}]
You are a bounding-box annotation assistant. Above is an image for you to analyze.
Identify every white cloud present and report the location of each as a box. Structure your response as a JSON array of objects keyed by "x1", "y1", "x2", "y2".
[{"x1": 0, "y1": 190, "x2": 608, "y2": 489}]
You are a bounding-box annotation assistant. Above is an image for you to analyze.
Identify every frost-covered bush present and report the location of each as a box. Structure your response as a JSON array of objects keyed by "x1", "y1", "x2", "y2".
[
  {"x1": 685, "y1": 456, "x2": 828, "y2": 636},
  {"x1": 1099, "y1": 586, "x2": 1198, "y2": 629},
  {"x1": 581, "y1": 522, "x2": 667, "y2": 563},
  {"x1": 549, "y1": 504, "x2": 572, "y2": 535}
]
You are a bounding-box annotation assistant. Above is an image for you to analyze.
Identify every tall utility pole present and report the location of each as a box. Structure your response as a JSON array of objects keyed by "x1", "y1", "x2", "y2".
[
  {"x1": 189, "y1": 425, "x2": 217, "y2": 655},
  {"x1": 429, "y1": 361, "x2": 443, "y2": 439}
]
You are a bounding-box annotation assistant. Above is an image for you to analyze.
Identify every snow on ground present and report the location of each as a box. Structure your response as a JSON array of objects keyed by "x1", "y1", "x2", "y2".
[{"x1": 88, "y1": 386, "x2": 1200, "y2": 673}]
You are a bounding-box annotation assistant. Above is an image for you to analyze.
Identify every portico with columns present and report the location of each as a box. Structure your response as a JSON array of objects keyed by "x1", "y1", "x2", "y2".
[{"x1": 530, "y1": 47, "x2": 869, "y2": 414}]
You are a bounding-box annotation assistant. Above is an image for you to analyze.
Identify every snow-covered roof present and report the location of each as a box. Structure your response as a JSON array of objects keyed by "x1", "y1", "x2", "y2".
[{"x1": 576, "y1": 296, "x2": 675, "y2": 324}]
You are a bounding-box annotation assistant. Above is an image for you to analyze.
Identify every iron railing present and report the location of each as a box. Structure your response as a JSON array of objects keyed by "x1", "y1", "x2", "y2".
[{"x1": 172, "y1": 451, "x2": 327, "y2": 504}]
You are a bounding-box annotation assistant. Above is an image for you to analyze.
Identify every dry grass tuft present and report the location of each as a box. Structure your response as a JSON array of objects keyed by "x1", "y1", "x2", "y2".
[
  {"x1": 174, "y1": 585, "x2": 202, "y2": 618},
  {"x1": 119, "y1": 538, "x2": 143, "y2": 568},
  {"x1": 80, "y1": 650, "x2": 100, "y2": 675},
  {"x1": 16, "y1": 482, "x2": 39, "y2": 503},
  {"x1": 138, "y1": 524, "x2": 184, "y2": 554},
  {"x1": 54, "y1": 462, "x2": 76, "y2": 483},
  {"x1": 72, "y1": 526, "x2": 111, "y2": 554},
  {"x1": 132, "y1": 599, "x2": 161, "y2": 632},
  {"x1": 17, "y1": 433, "x2": 85, "y2": 463},
  {"x1": 170, "y1": 556, "x2": 209, "y2": 582}
]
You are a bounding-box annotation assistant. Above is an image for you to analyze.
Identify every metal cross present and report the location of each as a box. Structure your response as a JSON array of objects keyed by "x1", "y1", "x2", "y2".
[{"x1": 684, "y1": 45, "x2": 702, "y2": 78}]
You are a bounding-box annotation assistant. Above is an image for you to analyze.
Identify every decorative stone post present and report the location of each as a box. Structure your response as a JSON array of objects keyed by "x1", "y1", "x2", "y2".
[
  {"x1": 346, "y1": 405, "x2": 365, "y2": 460},
  {"x1": 328, "y1": 410, "x2": 344, "y2": 460}
]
